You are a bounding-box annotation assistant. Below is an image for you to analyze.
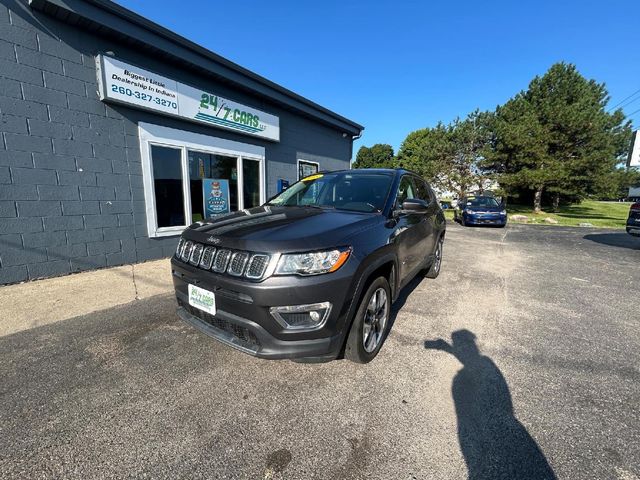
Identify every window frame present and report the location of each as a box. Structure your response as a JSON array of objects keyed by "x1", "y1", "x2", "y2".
[
  {"x1": 297, "y1": 159, "x2": 320, "y2": 180},
  {"x1": 139, "y1": 123, "x2": 266, "y2": 238},
  {"x1": 241, "y1": 157, "x2": 264, "y2": 210}
]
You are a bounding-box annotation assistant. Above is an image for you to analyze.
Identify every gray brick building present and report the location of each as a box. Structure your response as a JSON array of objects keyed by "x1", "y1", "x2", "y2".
[{"x1": 0, "y1": 0, "x2": 363, "y2": 284}]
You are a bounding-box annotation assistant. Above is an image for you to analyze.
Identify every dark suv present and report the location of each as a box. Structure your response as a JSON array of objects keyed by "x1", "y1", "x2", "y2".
[
  {"x1": 171, "y1": 169, "x2": 446, "y2": 363},
  {"x1": 627, "y1": 202, "x2": 640, "y2": 236}
]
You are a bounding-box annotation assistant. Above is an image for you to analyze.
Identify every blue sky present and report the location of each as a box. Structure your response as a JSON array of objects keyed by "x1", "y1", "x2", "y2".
[{"x1": 117, "y1": 0, "x2": 640, "y2": 157}]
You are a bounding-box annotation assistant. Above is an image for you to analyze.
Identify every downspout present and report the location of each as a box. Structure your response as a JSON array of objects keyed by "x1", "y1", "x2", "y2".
[{"x1": 349, "y1": 130, "x2": 364, "y2": 169}]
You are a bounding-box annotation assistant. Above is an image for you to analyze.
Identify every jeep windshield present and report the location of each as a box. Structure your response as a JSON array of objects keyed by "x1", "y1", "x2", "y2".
[{"x1": 266, "y1": 172, "x2": 394, "y2": 213}]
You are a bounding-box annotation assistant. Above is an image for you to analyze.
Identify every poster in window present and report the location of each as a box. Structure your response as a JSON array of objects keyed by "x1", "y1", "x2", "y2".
[{"x1": 203, "y1": 178, "x2": 230, "y2": 217}]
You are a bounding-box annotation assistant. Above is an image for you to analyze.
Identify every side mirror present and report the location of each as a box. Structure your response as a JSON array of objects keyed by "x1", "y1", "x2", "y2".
[{"x1": 400, "y1": 198, "x2": 429, "y2": 214}]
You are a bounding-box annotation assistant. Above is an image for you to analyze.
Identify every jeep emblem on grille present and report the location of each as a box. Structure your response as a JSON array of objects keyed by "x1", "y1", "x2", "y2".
[{"x1": 207, "y1": 236, "x2": 222, "y2": 245}]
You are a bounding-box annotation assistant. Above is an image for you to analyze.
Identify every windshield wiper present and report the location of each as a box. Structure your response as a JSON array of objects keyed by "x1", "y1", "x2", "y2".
[
  {"x1": 265, "y1": 203, "x2": 335, "y2": 209},
  {"x1": 300, "y1": 204, "x2": 335, "y2": 210}
]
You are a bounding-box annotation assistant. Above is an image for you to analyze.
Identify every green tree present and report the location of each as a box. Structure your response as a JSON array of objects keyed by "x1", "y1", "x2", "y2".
[
  {"x1": 397, "y1": 111, "x2": 491, "y2": 198},
  {"x1": 396, "y1": 122, "x2": 452, "y2": 191},
  {"x1": 449, "y1": 110, "x2": 493, "y2": 197},
  {"x1": 593, "y1": 167, "x2": 640, "y2": 200},
  {"x1": 352, "y1": 144, "x2": 396, "y2": 169},
  {"x1": 482, "y1": 62, "x2": 632, "y2": 213}
]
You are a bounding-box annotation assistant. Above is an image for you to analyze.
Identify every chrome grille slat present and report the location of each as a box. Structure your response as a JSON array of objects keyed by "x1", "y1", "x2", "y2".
[
  {"x1": 212, "y1": 249, "x2": 232, "y2": 273},
  {"x1": 176, "y1": 238, "x2": 185, "y2": 257},
  {"x1": 228, "y1": 252, "x2": 249, "y2": 276},
  {"x1": 181, "y1": 241, "x2": 194, "y2": 262},
  {"x1": 199, "y1": 246, "x2": 216, "y2": 270},
  {"x1": 189, "y1": 243, "x2": 203, "y2": 265},
  {"x1": 246, "y1": 254, "x2": 270, "y2": 279}
]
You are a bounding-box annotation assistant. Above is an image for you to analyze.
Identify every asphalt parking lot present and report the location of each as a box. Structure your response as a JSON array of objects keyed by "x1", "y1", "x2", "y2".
[{"x1": 1, "y1": 223, "x2": 639, "y2": 479}]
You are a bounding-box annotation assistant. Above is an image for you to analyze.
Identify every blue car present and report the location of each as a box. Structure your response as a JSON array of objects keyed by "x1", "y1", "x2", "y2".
[{"x1": 454, "y1": 195, "x2": 507, "y2": 227}]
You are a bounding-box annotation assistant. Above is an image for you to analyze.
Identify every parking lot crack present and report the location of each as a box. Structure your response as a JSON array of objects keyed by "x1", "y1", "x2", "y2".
[
  {"x1": 131, "y1": 265, "x2": 140, "y2": 301},
  {"x1": 500, "y1": 227, "x2": 509, "y2": 245}
]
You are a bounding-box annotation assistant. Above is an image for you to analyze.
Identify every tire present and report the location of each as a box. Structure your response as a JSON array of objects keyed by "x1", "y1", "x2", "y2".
[
  {"x1": 344, "y1": 277, "x2": 392, "y2": 363},
  {"x1": 426, "y1": 236, "x2": 443, "y2": 279},
  {"x1": 461, "y1": 215, "x2": 466, "y2": 227}
]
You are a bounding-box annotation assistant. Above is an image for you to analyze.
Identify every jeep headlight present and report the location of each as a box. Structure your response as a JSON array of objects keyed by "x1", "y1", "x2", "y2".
[
  {"x1": 275, "y1": 247, "x2": 351, "y2": 275},
  {"x1": 500, "y1": 209, "x2": 507, "y2": 215}
]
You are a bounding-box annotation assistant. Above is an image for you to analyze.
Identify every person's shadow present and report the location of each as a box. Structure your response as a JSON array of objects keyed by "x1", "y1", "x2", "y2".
[{"x1": 425, "y1": 330, "x2": 556, "y2": 480}]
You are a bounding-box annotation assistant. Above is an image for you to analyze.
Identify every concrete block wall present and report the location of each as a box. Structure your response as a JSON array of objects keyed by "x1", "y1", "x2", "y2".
[
  {"x1": 0, "y1": 0, "x2": 355, "y2": 284},
  {"x1": 0, "y1": 2, "x2": 177, "y2": 284}
]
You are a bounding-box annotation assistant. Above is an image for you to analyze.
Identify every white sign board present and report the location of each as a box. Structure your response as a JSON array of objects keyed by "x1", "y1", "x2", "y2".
[
  {"x1": 95, "y1": 55, "x2": 280, "y2": 142},
  {"x1": 628, "y1": 130, "x2": 640, "y2": 167}
]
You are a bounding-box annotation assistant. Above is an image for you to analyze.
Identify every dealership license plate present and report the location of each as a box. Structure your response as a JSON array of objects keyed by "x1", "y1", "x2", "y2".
[{"x1": 188, "y1": 284, "x2": 216, "y2": 315}]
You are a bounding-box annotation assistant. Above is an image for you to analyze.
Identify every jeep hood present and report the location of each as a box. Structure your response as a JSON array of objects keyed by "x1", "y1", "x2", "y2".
[{"x1": 183, "y1": 205, "x2": 380, "y2": 252}]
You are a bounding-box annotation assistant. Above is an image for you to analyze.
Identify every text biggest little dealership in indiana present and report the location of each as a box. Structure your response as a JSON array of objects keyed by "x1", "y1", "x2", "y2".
[{"x1": 0, "y1": 0, "x2": 363, "y2": 284}]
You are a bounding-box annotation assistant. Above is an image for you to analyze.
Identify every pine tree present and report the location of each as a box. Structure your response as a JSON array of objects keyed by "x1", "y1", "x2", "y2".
[{"x1": 483, "y1": 62, "x2": 632, "y2": 212}]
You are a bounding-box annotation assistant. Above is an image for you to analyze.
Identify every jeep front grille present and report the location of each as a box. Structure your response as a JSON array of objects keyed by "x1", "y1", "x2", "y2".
[
  {"x1": 180, "y1": 301, "x2": 260, "y2": 351},
  {"x1": 175, "y1": 240, "x2": 271, "y2": 280}
]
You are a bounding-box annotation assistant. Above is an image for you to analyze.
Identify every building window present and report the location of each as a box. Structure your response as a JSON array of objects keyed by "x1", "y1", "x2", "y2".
[
  {"x1": 298, "y1": 159, "x2": 319, "y2": 180},
  {"x1": 139, "y1": 123, "x2": 265, "y2": 237},
  {"x1": 150, "y1": 145, "x2": 185, "y2": 227},
  {"x1": 188, "y1": 151, "x2": 239, "y2": 221}
]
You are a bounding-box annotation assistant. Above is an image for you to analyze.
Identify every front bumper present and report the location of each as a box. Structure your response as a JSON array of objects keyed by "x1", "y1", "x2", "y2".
[
  {"x1": 464, "y1": 213, "x2": 507, "y2": 226},
  {"x1": 627, "y1": 224, "x2": 640, "y2": 237},
  {"x1": 171, "y1": 256, "x2": 357, "y2": 360}
]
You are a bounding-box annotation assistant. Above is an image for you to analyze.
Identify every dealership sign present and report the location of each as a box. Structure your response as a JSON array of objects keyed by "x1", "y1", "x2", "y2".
[
  {"x1": 95, "y1": 55, "x2": 280, "y2": 141},
  {"x1": 628, "y1": 130, "x2": 640, "y2": 168}
]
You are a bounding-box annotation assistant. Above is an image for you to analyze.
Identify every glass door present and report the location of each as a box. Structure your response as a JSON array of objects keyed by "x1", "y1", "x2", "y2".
[{"x1": 242, "y1": 158, "x2": 261, "y2": 209}]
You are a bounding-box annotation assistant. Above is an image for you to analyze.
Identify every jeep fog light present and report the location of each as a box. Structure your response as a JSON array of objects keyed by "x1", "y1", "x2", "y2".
[{"x1": 270, "y1": 302, "x2": 332, "y2": 330}]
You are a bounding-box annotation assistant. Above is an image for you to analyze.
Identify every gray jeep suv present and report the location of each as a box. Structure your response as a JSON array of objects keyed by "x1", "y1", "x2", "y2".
[{"x1": 171, "y1": 168, "x2": 446, "y2": 363}]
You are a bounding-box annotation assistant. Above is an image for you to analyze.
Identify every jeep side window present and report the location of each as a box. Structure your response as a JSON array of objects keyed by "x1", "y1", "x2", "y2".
[
  {"x1": 413, "y1": 177, "x2": 430, "y2": 203},
  {"x1": 396, "y1": 176, "x2": 416, "y2": 208}
]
